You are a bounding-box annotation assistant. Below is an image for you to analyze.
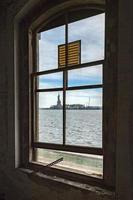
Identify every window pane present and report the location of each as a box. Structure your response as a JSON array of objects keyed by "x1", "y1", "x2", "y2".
[
  {"x1": 66, "y1": 89, "x2": 102, "y2": 147},
  {"x1": 37, "y1": 92, "x2": 63, "y2": 144},
  {"x1": 36, "y1": 148, "x2": 103, "y2": 178},
  {"x1": 39, "y1": 25, "x2": 65, "y2": 71},
  {"x1": 37, "y1": 72, "x2": 63, "y2": 89},
  {"x1": 68, "y1": 13, "x2": 105, "y2": 63},
  {"x1": 68, "y1": 65, "x2": 102, "y2": 87}
]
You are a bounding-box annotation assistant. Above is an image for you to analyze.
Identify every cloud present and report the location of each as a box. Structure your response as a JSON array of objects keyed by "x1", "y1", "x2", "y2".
[
  {"x1": 39, "y1": 39, "x2": 58, "y2": 70},
  {"x1": 38, "y1": 72, "x2": 63, "y2": 88},
  {"x1": 68, "y1": 65, "x2": 102, "y2": 86},
  {"x1": 66, "y1": 89, "x2": 102, "y2": 107},
  {"x1": 39, "y1": 25, "x2": 65, "y2": 71},
  {"x1": 68, "y1": 13, "x2": 105, "y2": 47}
]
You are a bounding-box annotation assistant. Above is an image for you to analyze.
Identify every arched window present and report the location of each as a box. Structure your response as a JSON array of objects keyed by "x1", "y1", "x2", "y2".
[{"x1": 28, "y1": 3, "x2": 115, "y2": 188}]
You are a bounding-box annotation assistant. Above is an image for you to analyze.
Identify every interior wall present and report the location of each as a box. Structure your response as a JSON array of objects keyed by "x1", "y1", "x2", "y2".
[
  {"x1": 0, "y1": 4, "x2": 8, "y2": 192},
  {"x1": 116, "y1": 0, "x2": 133, "y2": 199},
  {"x1": 0, "y1": 0, "x2": 133, "y2": 199}
]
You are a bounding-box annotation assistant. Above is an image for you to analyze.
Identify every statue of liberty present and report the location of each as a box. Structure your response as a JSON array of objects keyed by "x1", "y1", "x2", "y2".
[{"x1": 56, "y1": 94, "x2": 62, "y2": 109}]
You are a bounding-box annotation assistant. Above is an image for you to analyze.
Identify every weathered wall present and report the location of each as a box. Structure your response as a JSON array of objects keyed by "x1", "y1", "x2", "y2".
[
  {"x1": 0, "y1": 0, "x2": 133, "y2": 199},
  {"x1": 0, "y1": 3, "x2": 8, "y2": 194},
  {"x1": 116, "y1": 0, "x2": 133, "y2": 200}
]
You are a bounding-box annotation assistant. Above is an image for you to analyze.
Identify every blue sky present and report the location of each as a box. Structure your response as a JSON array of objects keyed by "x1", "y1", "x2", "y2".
[{"x1": 38, "y1": 13, "x2": 105, "y2": 108}]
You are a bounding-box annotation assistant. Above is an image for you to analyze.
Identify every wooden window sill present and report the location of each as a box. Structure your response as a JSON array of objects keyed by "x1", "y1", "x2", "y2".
[{"x1": 18, "y1": 167, "x2": 115, "y2": 199}]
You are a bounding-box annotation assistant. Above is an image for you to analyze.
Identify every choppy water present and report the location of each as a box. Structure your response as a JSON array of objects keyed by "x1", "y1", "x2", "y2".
[{"x1": 38, "y1": 110, "x2": 102, "y2": 148}]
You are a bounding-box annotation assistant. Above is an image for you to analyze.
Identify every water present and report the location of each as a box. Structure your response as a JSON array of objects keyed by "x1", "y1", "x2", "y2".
[{"x1": 38, "y1": 109, "x2": 102, "y2": 148}]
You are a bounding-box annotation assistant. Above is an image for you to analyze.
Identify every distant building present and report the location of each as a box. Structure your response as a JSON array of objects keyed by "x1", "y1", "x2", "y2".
[
  {"x1": 66, "y1": 104, "x2": 85, "y2": 109},
  {"x1": 50, "y1": 95, "x2": 102, "y2": 110}
]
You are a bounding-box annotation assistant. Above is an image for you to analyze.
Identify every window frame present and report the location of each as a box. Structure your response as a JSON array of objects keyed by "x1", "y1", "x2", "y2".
[
  {"x1": 31, "y1": 9, "x2": 104, "y2": 180},
  {"x1": 20, "y1": 2, "x2": 117, "y2": 190}
]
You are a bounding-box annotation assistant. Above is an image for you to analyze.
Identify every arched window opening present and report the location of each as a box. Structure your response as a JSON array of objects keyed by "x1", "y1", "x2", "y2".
[{"x1": 30, "y1": 6, "x2": 106, "y2": 185}]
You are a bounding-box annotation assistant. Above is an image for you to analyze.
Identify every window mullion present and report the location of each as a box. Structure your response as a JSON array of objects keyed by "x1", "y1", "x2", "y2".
[
  {"x1": 63, "y1": 14, "x2": 68, "y2": 145},
  {"x1": 63, "y1": 71, "x2": 66, "y2": 145}
]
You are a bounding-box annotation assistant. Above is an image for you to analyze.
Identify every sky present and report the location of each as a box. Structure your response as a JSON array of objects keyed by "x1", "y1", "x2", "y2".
[{"x1": 38, "y1": 13, "x2": 105, "y2": 108}]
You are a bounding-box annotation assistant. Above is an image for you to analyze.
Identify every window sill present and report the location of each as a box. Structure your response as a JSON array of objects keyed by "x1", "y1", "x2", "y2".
[{"x1": 19, "y1": 167, "x2": 115, "y2": 199}]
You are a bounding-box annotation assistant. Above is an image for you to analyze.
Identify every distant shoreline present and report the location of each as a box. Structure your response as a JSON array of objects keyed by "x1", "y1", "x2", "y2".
[{"x1": 40, "y1": 107, "x2": 102, "y2": 110}]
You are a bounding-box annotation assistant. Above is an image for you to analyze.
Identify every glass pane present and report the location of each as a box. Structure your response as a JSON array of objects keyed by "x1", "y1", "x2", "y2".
[
  {"x1": 36, "y1": 148, "x2": 103, "y2": 178},
  {"x1": 66, "y1": 89, "x2": 102, "y2": 147},
  {"x1": 37, "y1": 92, "x2": 63, "y2": 144},
  {"x1": 68, "y1": 13, "x2": 105, "y2": 64},
  {"x1": 37, "y1": 72, "x2": 63, "y2": 89},
  {"x1": 39, "y1": 25, "x2": 65, "y2": 71},
  {"x1": 68, "y1": 65, "x2": 102, "y2": 87}
]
